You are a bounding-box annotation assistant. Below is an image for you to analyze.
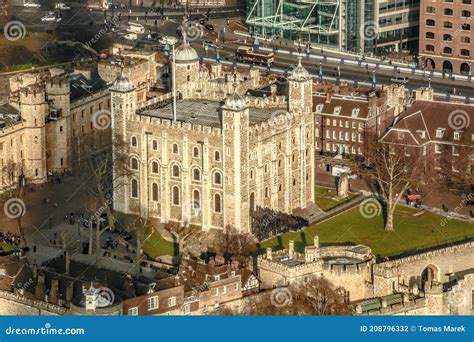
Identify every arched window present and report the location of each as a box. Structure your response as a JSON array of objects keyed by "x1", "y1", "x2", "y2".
[
  {"x1": 131, "y1": 136, "x2": 137, "y2": 147},
  {"x1": 152, "y1": 183, "x2": 159, "y2": 202},
  {"x1": 131, "y1": 179, "x2": 138, "y2": 198},
  {"x1": 461, "y1": 49, "x2": 470, "y2": 57},
  {"x1": 443, "y1": 34, "x2": 452, "y2": 41},
  {"x1": 193, "y1": 147, "x2": 199, "y2": 158},
  {"x1": 462, "y1": 10, "x2": 471, "y2": 18},
  {"x1": 443, "y1": 47, "x2": 452, "y2": 54},
  {"x1": 152, "y1": 140, "x2": 158, "y2": 150},
  {"x1": 426, "y1": 6, "x2": 435, "y2": 14},
  {"x1": 214, "y1": 194, "x2": 221, "y2": 213},
  {"x1": 172, "y1": 186, "x2": 180, "y2": 205},
  {"x1": 214, "y1": 151, "x2": 221, "y2": 161},
  {"x1": 444, "y1": 8, "x2": 453, "y2": 16},
  {"x1": 426, "y1": 32, "x2": 435, "y2": 39},
  {"x1": 152, "y1": 161, "x2": 159, "y2": 174},
  {"x1": 193, "y1": 168, "x2": 201, "y2": 181},
  {"x1": 172, "y1": 143, "x2": 179, "y2": 154},
  {"x1": 214, "y1": 171, "x2": 222, "y2": 185},
  {"x1": 172, "y1": 165, "x2": 180, "y2": 178},
  {"x1": 443, "y1": 21, "x2": 453, "y2": 28},
  {"x1": 462, "y1": 23, "x2": 471, "y2": 31},
  {"x1": 264, "y1": 187, "x2": 269, "y2": 198},
  {"x1": 426, "y1": 44, "x2": 435, "y2": 52},
  {"x1": 426, "y1": 19, "x2": 435, "y2": 26},
  {"x1": 131, "y1": 158, "x2": 139, "y2": 170}
]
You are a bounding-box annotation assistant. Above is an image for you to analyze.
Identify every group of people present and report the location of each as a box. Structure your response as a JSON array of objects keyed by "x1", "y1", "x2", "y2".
[
  {"x1": 251, "y1": 207, "x2": 308, "y2": 241},
  {"x1": 0, "y1": 231, "x2": 21, "y2": 247}
]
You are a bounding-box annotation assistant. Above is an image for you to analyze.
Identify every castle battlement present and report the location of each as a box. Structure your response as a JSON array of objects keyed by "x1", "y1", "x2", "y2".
[
  {"x1": 19, "y1": 87, "x2": 46, "y2": 105},
  {"x1": 257, "y1": 257, "x2": 323, "y2": 277},
  {"x1": 373, "y1": 241, "x2": 474, "y2": 272},
  {"x1": 70, "y1": 88, "x2": 110, "y2": 108},
  {"x1": 136, "y1": 114, "x2": 223, "y2": 136},
  {"x1": 0, "y1": 290, "x2": 67, "y2": 315}
]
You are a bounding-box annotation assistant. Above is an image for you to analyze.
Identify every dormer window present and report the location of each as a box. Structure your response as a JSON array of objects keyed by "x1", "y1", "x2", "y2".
[
  {"x1": 334, "y1": 106, "x2": 341, "y2": 115},
  {"x1": 454, "y1": 131, "x2": 461, "y2": 140},
  {"x1": 397, "y1": 132, "x2": 405, "y2": 140},
  {"x1": 351, "y1": 108, "x2": 360, "y2": 118},
  {"x1": 417, "y1": 130, "x2": 426, "y2": 139},
  {"x1": 316, "y1": 104, "x2": 324, "y2": 113},
  {"x1": 435, "y1": 128, "x2": 445, "y2": 138}
]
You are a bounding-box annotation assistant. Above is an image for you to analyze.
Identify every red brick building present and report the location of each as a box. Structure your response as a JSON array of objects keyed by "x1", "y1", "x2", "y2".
[
  {"x1": 419, "y1": 0, "x2": 474, "y2": 74},
  {"x1": 381, "y1": 100, "x2": 474, "y2": 178},
  {"x1": 313, "y1": 82, "x2": 400, "y2": 167}
]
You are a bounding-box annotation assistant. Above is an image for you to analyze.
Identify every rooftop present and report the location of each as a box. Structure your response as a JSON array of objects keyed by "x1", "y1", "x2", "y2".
[{"x1": 140, "y1": 98, "x2": 276, "y2": 128}]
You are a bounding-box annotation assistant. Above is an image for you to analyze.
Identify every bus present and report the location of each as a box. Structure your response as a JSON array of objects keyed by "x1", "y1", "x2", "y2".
[
  {"x1": 235, "y1": 46, "x2": 274, "y2": 66},
  {"x1": 86, "y1": 0, "x2": 110, "y2": 11},
  {"x1": 127, "y1": 22, "x2": 145, "y2": 34}
]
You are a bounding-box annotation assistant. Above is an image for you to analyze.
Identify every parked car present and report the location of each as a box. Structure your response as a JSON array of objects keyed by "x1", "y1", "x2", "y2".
[
  {"x1": 124, "y1": 33, "x2": 138, "y2": 40},
  {"x1": 205, "y1": 24, "x2": 214, "y2": 31},
  {"x1": 41, "y1": 13, "x2": 61, "y2": 22},
  {"x1": 23, "y1": 2, "x2": 41, "y2": 8}
]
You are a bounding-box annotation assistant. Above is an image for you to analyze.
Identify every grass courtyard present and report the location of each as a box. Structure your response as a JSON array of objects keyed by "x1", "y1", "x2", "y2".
[
  {"x1": 0, "y1": 242, "x2": 16, "y2": 254},
  {"x1": 315, "y1": 186, "x2": 359, "y2": 211},
  {"x1": 143, "y1": 231, "x2": 176, "y2": 259},
  {"x1": 258, "y1": 205, "x2": 474, "y2": 258}
]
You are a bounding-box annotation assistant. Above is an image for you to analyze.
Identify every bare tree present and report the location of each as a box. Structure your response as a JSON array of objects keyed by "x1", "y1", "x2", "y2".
[
  {"x1": 362, "y1": 138, "x2": 423, "y2": 231},
  {"x1": 216, "y1": 225, "x2": 256, "y2": 264},
  {"x1": 163, "y1": 221, "x2": 200, "y2": 257},
  {"x1": 216, "y1": 277, "x2": 351, "y2": 316},
  {"x1": 73, "y1": 133, "x2": 130, "y2": 230}
]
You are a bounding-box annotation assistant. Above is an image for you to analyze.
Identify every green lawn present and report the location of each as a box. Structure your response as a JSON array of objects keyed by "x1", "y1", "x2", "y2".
[
  {"x1": 259, "y1": 205, "x2": 474, "y2": 257},
  {"x1": 315, "y1": 186, "x2": 358, "y2": 211},
  {"x1": 143, "y1": 231, "x2": 176, "y2": 259}
]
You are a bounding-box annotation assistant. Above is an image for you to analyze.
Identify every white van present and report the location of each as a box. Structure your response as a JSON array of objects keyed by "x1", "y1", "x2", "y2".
[
  {"x1": 390, "y1": 76, "x2": 409, "y2": 84},
  {"x1": 124, "y1": 33, "x2": 138, "y2": 41},
  {"x1": 127, "y1": 22, "x2": 145, "y2": 34}
]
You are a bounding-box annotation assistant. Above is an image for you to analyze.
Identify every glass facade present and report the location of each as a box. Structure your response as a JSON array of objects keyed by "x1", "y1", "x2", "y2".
[{"x1": 246, "y1": 0, "x2": 342, "y2": 48}]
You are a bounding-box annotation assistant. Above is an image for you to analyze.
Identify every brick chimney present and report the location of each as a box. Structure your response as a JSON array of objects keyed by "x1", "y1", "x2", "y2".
[
  {"x1": 339, "y1": 81, "x2": 349, "y2": 95},
  {"x1": 266, "y1": 247, "x2": 272, "y2": 260},
  {"x1": 50, "y1": 277, "x2": 59, "y2": 305},
  {"x1": 288, "y1": 240, "x2": 295, "y2": 258},
  {"x1": 35, "y1": 272, "x2": 46, "y2": 300}
]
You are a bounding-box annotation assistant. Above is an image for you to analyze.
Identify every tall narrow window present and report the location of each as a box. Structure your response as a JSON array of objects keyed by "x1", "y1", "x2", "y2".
[
  {"x1": 152, "y1": 183, "x2": 159, "y2": 202},
  {"x1": 131, "y1": 179, "x2": 138, "y2": 198},
  {"x1": 214, "y1": 194, "x2": 221, "y2": 213},
  {"x1": 172, "y1": 186, "x2": 180, "y2": 205}
]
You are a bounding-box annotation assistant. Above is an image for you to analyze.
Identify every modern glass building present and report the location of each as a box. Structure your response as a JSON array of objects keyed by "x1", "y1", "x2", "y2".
[
  {"x1": 246, "y1": 0, "x2": 343, "y2": 49},
  {"x1": 246, "y1": 0, "x2": 420, "y2": 54}
]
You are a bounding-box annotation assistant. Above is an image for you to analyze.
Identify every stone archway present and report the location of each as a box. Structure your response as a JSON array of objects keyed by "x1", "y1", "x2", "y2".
[
  {"x1": 443, "y1": 60, "x2": 453, "y2": 73},
  {"x1": 460, "y1": 63, "x2": 471, "y2": 76},
  {"x1": 421, "y1": 264, "x2": 439, "y2": 289},
  {"x1": 424, "y1": 58, "x2": 435, "y2": 70}
]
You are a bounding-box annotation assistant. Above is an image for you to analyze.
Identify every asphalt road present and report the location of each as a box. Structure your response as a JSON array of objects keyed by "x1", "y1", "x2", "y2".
[{"x1": 9, "y1": 5, "x2": 474, "y2": 99}]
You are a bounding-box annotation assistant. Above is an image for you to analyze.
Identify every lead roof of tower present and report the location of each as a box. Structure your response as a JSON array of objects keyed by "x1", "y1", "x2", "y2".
[
  {"x1": 109, "y1": 68, "x2": 134, "y2": 93},
  {"x1": 223, "y1": 84, "x2": 247, "y2": 111},
  {"x1": 175, "y1": 42, "x2": 199, "y2": 64},
  {"x1": 139, "y1": 98, "x2": 275, "y2": 128},
  {"x1": 290, "y1": 57, "x2": 311, "y2": 82}
]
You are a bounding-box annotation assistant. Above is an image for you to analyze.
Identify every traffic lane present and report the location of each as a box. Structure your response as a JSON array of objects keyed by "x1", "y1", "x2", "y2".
[{"x1": 196, "y1": 44, "x2": 474, "y2": 97}]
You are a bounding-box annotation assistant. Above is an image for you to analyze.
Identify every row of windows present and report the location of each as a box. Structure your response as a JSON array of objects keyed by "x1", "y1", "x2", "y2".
[
  {"x1": 425, "y1": 45, "x2": 470, "y2": 56},
  {"x1": 425, "y1": 32, "x2": 471, "y2": 44},
  {"x1": 426, "y1": 6, "x2": 471, "y2": 16},
  {"x1": 130, "y1": 181, "x2": 223, "y2": 213},
  {"x1": 425, "y1": 19, "x2": 471, "y2": 30},
  {"x1": 72, "y1": 100, "x2": 110, "y2": 122},
  {"x1": 129, "y1": 159, "x2": 223, "y2": 185},
  {"x1": 130, "y1": 138, "x2": 222, "y2": 162},
  {"x1": 324, "y1": 130, "x2": 363, "y2": 143}
]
